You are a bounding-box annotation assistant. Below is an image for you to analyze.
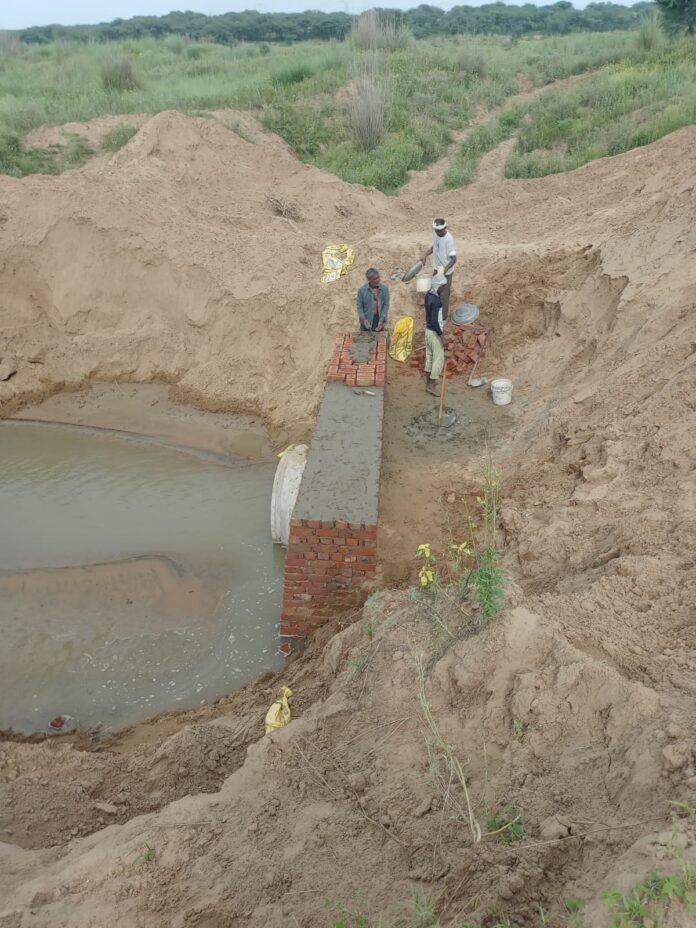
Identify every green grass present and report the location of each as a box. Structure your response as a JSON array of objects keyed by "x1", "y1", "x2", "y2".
[
  {"x1": 444, "y1": 38, "x2": 696, "y2": 188},
  {"x1": 1, "y1": 29, "x2": 693, "y2": 189},
  {"x1": 101, "y1": 123, "x2": 138, "y2": 151},
  {"x1": 506, "y1": 43, "x2": 696, "y2": 178},
  {"x1": 603, "y1": 866, "x2": 696, "y2": 927}
]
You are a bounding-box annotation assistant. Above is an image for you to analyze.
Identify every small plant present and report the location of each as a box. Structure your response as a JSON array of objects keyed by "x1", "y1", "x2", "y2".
[
  {"x1": 101, "y1": 55, "x2": 139, "y2": 92},
  {"x1": 511, "y1": 719, "x2": 527, "y2": 742},
  {"x1": 266, "y1": 194, "x2": 302, "y2": 221},
  {"x1": 486, "y1": 808, "x2": 528, "y2": 844},
  {"x1": 564, "y1": 898, "x2": 584, "y2": 913},
  {"x1": 603, "y1": 867, "x2": 696, "y2": 927},
  {"x1": 409, "y1": 894, "x2": 439, "y2": 928},
  {"x1": 132, "y1": 842, "x2": 156, "y2": 866},
  {"x1": 361, "y1": 620, "x2": 374, "y2": 641},
  {"x1": 416, "y1": 543, "x2": 437, "y2": 590},
  {"x1": 349, "y1": 654, "x2": 367, "y2": 677},
  {"x1": 101, "y1": 124, "x2": 138, "y2": 152}
]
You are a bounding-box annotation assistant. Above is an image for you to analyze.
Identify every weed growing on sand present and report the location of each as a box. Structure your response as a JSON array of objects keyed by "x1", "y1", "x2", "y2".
[
  {"x1": 265, "y1": 194, "x2": 302, "y2": 221},
  {"x1": 101, "y1": 123, "x2": 138, "y2": 152},
  {"x1": 349, "y1": 654, "x2": 368, "y2": 677},
  {"x1": 470, "y1": 464, "x2": 506, "y2": 622},
  {"x1": 603, "y1": 866, "x2": 696, "y2": 926},
  {"x1": 0, "y1": 131, "x2": 93, "y2": 177},
  {"x1": 486, "y1": 808, "x2": 528, "y2": 844},
  {"x1": 416, "y1": 655, "x2": 482, "y2": 844},
  {"x1": 131, "y1": 842, "x2": 156, "y2": 866}
]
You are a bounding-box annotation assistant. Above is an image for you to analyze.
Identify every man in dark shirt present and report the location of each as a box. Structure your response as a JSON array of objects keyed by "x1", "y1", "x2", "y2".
[
  {"x1": 356, "y1": 268, "x2": 389, "y2": 332},
  {"x1": 424, "y1": 274, "x2": 446, "y2": 396}
]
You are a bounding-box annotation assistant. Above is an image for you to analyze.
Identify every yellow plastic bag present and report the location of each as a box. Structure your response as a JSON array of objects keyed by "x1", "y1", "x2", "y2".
[
  {"x1": 388, "y1": 316, "x2": 414, "y2": 362},
  {"x1": 321, "y1": 244, "x2": 355, "y2": 284},
  {"x1": 264, "y1": 686, "x2": 293, "y2": 734}
]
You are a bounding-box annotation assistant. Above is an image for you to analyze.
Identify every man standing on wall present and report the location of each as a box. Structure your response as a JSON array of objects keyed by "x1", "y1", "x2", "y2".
[
  {"x1": 356, "y1": 267, "x2": 389, "y2": 332},
  {"x1": 420, "y1": 218, "x2": 457, "y2": 320},
  {"x1": 424, "y1": 274, "x2": 447, "y2": 397}
]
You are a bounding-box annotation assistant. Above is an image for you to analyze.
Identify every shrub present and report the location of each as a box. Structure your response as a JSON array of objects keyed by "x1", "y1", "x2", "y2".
[
  {"x1": 101, "y1": 123, "x2": 138, "y2": 152},
  {"x1": 458, "y1": 46, "x2": 487, "y2": 79},
  {"x1": 100, "y1": 55, "x2": 139, "y2": 91},
  {"x1": 185, "y1": 44, "x2": 203, "y2": 60},
  {"x1": 636, "y1": 13, "x2": 664, "y2": 51},
  {"x1": 272, "y1": 61, "x2": 315, "y2": 87},
  {"x1": 350, "y1": 73, "x2": 387, "y2": 150},
  {"x1": 351, "y1": 10, "x2": 410, "y2": 52}
]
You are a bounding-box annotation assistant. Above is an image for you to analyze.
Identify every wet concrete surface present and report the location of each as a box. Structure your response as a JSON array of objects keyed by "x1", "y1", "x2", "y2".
[
  {"x1": 348, "y1": 331, "x2": 386, "y2": 363},
  {"x1": 0, "y1": 420, "x2": 284, "y2": 733},
  {"x1": 294, "y1": 383, "x2": 383, "y2": 525}
]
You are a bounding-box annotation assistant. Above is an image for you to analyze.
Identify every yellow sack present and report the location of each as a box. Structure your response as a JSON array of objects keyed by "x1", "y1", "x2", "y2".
[
  {"x1": 321, "y1": 244, "x2": 355, "y2": 284},
  {"x1": 389, "y1": 316, "x2": 414, "y2": 362},
  {"x1": 264, "y1": 686, "x2": 293, "y2": 734}
]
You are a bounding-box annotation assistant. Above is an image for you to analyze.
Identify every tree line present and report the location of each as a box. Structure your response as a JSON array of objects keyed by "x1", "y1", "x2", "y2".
[{"x1": 18, "y1": 3, "x2": 659, "y2": 45}]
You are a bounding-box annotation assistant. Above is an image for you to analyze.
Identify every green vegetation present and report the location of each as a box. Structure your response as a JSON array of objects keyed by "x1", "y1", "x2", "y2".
[
  {"x1": 603, "y1": 866, "x2": 696, "y2": 926},
  {"x1": 2, "y1": 15, "x2": 694, "y2": 191},
  {"x1": 655, "y1": 0, "x2": 696, "y2": 34},
  {"x1": 16, "y1": 3, "x2": 656, "y2": 46},
  {"x1": 486, "y1": 808, "x2": 528, "y2": 844},
  {"x1": 506, "y1": 43, "x2": 696, "y2": 178},
  {"x1": 101, "y1": 123, "x2": 138, "y2": 152},
  {"x1": 444, "y1": 38, "x2": 696, "y2": 188}
]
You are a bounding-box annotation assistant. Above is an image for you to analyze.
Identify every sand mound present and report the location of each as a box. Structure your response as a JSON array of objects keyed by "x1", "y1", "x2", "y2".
[
  {"x1": 0, "y1": 111, "x2": 407, "y2": 441},
  {"x1": 1, "y1": 113, "x2": 696, "y2": 924}
]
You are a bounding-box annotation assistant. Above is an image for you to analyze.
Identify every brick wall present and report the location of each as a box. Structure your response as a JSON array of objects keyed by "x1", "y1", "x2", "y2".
[
  {"x1": 279, "y1": 332, "x2": 385, "y2": 647},
  {"x1": 326, "y1": 334, "x2": 386, "y2": 387},
  {"x1": 280, "y1": 518, "x2": 377, "y2": 639}
]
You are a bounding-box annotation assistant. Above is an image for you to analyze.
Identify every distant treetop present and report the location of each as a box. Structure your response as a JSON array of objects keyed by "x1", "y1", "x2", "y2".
[{"x1": 17, "y1": 2, "x2": 657, "y2": 45}]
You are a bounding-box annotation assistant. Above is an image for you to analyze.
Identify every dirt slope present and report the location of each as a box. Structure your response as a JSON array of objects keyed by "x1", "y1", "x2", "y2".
[
  {"x1": 1, "y1": 115, "x2": 696, "y2": 925},
  {"x1": 0, "y1": 111, "x2": 408, "y2": 443}
]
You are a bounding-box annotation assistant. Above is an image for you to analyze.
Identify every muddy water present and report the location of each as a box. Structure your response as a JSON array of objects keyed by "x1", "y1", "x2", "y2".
[{"x1": 0, "y1": 420, "x2": 284, "y2": 733}]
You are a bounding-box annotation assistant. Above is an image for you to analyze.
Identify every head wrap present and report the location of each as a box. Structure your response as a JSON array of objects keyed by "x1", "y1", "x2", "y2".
[
  {"x1": 433, "y1": 219, "x2": 447, "y2": 230},
  {"x1": 430, "y1": 274, "x2": 447, "y2": 293}
]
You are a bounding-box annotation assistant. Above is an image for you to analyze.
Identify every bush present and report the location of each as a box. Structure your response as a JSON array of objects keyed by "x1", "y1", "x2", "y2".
[
  {"x1": 351, "y1": 10, "x2": 410, "y2": 52},
  {"x1": 350, "y1": 74, "x2": 387, "y2": 150},
  {"x1": 636, "y1": 14, "x2": 664, "y2": 52},
  {"x1": 185, "y1": 44, "x2": 203, "y2": 60},
  {"x1": 100, "y1": 55, "x2": 139, "y2": 91},
  {"x1": 271, "y1": 61, "x2": 315, "y2": 87},
  {"x1": 457, "y1": 46, "x2": 487, "y2": 79},
  {"x1": 101, "y1": 123, "x2": 138, "y2": 152}
]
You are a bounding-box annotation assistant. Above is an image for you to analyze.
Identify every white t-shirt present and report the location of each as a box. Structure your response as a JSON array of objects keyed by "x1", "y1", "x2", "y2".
[{"x1": 432, "y1": 231, "x2": 456, "y2": 272}]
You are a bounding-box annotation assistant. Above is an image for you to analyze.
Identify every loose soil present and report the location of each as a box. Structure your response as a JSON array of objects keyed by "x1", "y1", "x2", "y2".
[{"x1": 1, "y1": 104, "x2": 695, "y2": 927}]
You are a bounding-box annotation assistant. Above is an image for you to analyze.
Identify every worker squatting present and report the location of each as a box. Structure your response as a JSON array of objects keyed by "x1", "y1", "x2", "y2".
[{"x1": 355, "y1": 218, "x2": 456, "y2": 398}]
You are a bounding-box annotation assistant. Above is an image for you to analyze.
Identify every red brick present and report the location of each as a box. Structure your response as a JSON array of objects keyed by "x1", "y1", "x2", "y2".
[
  {"x1": 290, "y1": 518, "x2": 303, "y2": 528},
  {"x1": 359, "y1": 547, "x2": 377, "y2": 557},
  {"x1": 307, "y1": 520, "x2": 322, "y2": 528},
  {"x1": 317, "y1": 552, "x2": 330, "y2": 560}
]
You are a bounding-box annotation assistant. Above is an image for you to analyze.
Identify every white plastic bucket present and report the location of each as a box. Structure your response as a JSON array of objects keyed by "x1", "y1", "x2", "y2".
[
  {"x1": 491, "y1": 378, "x2": 513, "y2": 406},
  {"x1": 416, "y1": 274, "x2": 431, "y2": 293}
]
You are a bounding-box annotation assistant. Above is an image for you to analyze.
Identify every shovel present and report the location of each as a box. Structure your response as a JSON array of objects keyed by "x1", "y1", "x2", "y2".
[{"x1": 467, "y1": 358, "x2": 489, "y2": 388}]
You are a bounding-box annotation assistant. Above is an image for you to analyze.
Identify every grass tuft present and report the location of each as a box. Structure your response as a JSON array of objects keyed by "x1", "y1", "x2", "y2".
[
  {"x1": 100, "y1": 55, "x2": 139, "y2": 92},
  {"x1": 100, "y1": 123, "x2": 138, "y2": 151}
]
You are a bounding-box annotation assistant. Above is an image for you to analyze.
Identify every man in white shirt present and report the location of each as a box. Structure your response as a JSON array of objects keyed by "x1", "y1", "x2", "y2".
[{"x1": 420, "y1": 218, "x2": 457, "y2": 320}]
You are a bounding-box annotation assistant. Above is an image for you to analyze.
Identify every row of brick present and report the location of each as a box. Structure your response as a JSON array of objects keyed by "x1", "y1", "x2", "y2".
[
  {"x1": 280, "y1": 516, "x2": 378, "y2": 638},
  {"x1": 326, "y1": 333, "x2": 387, "y2": 387}
]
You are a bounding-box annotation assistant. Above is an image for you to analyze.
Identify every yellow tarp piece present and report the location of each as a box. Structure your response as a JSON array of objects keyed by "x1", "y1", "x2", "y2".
[
  {"x1": 264, "y1": 685, "x2": 293, "y2": 734},
  {"x1": 389, "y1": 316, "x2": 414, "y2": 362},
  {"x1": 321, "y1": 244, "x2": 355, "y2": 284}
]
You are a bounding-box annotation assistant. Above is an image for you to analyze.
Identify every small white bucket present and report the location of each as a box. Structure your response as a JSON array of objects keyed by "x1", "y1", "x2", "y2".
[
  {"x1": 491, "y1": 378, "x2": 513, "y2": 406},
  {"x1": 415, "y1": 274, "x2": 431, "y2": 293}
]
